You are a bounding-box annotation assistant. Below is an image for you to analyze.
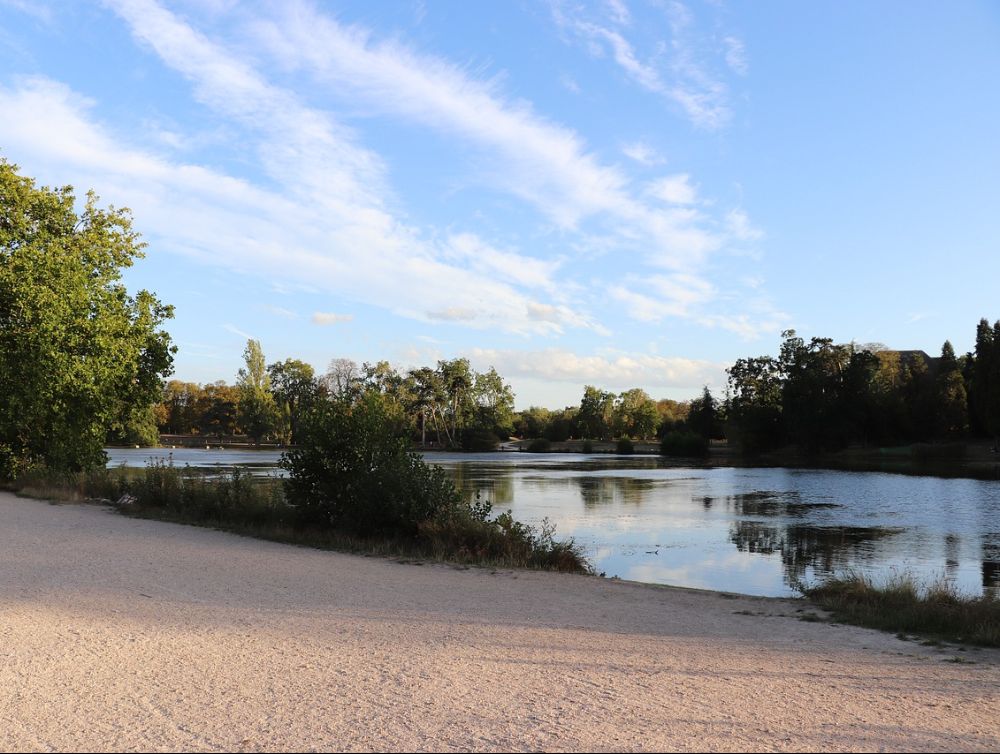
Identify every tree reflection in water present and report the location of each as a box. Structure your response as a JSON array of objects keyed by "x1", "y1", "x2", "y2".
[
  {"x1": 729, "y1": 520, "x2": 902, "y2": 588},
  {"x1": 983, "y1": 532, "x2": 1000, "y2": 593},
  {"x1": 576, "y1": 476, "x2": 655, "y2": 507}
]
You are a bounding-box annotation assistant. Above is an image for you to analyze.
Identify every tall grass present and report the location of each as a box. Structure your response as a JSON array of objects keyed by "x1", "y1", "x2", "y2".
[
  {"x1": 7, "y1": 461, "x2": 591, "y2": 575},
  {"x1": 806, "y1": 572, "x2": 1000, "y2": 647}
]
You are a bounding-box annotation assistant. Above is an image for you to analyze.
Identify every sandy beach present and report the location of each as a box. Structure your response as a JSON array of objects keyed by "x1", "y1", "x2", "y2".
[{"x1": 1, "y1": 491, "x2": 997, "y2": 752}]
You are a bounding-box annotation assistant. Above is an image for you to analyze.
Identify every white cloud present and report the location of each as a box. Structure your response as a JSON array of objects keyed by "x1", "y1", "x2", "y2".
[
  {"x1": 610, "y1": 273, "x2": 715, "y2": 321},
  {"x1": 223, "y1": 323, "x2": 254, "y2": 340},
  {"x1": 551, "y1": 0, "x2": 733, "y2": 129},
  {"x1": 467, "y1": 347, "x2": 724, "y2": 390},
  {"x1": 265, "y1": 305, "x2": 298, "y2": 319},
  {"x1": 604, "y1": 0, "x2": 631, "y2": 26},
  {"x1": 245, "y1": 0, "x2": 727, "y2": 268},
  {"x1": 647, "y1": 173, "x2": 697, "y2": 205},
  {"x1": 723, "y1": 35, "x2": 748, "y2": 76},
  {"x1": 725, "y1": 209, "x2": 764, "y2": 242},
  {"x1": 621, "y1": 141, "x2": 663, "y2": 166},
  {"x1": 0, "y1": 5, "x2": 602, "y2": 339},
  {"x1": 311, "y1": 312, "x2": 354, "y2": 325}
]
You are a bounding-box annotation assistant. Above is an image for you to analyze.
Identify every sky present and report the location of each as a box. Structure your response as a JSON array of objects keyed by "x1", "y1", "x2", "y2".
[{"x1": 2, "y1": 0, "x2": 999, "y2": 409}]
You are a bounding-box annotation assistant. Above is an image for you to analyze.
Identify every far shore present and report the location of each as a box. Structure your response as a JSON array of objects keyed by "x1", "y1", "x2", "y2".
[
  {"x1": 2, "y1": 490, "x2": 998, "y2": 752},
  {"x1": 125, "y1": 435, "x2": 1000, "y2": 481}
]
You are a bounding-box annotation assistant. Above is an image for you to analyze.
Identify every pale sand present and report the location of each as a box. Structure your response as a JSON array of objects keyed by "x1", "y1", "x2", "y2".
[{"x1": 1, "y1": 492, "x2": 997, "y2": 752}]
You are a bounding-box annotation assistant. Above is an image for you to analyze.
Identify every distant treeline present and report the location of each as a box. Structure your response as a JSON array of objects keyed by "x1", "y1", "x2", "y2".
[
  {"x1": 723, "y1": 320, "x2": 1000, "y2": 454},
  {"x1": 127, "y1": 317, "x2": 1000, "y2": 455},
  {"x1": 136, "y1": 343, "x2": 696, "y2": 449}
]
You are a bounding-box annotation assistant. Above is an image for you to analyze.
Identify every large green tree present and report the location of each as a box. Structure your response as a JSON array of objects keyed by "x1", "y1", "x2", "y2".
[
  {"x1": 268, "y1": 358, "x2": 316, "y2": 444},
  {"x1": 237, "y1": 339, "x2": 278, "y2": 445},
  {"x1": 0, "y1": 160, "x2": 175, "y2": 475}
]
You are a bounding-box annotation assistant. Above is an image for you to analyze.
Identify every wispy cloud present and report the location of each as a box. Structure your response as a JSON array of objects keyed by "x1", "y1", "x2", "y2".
[
  {"x1": 223, "y1": 323, "x2": 254, "y2": 340},
  {"x1": 467, "y1": 347, "x2": 725, "y2": 390},
  {"x1": 550, "y1": 0, "x2": 735, "y2": 130},
  {"x1": 311, "y1": 312, "x2": 354, "y2": 325},
  {"x1": 723, "y1": 35, "x2": 748, "y2": 76},
  {"x1": 621, "y1": 141, "x2": 664, "y2": 166},
  {"x1": 0, "y1": 3, "x2": 603, "y2": 338},
  {"x1": 0, "y1": 0, "x2": 774, "y2": 348},
  {"x1": 264, "y1": 305, "x2": 298, "y2": 319}
]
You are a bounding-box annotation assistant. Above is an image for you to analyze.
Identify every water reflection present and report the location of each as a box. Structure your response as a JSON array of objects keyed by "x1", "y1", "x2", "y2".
[
  {"x1": 983, "y1": 533, "x2": 1000, "y2": 591},
  {"x1": 576, "y1": 476, "x2": 655, "y2": 508},
  {"x1": 721, "y1": 490, "x2": 839, "y2": 518},
  {"x1": 729, "y1": 521, "x2": 902, "y2": 588},
  {"x1": 105, "y1": 448, "x2": 1000, "y2": 598}
]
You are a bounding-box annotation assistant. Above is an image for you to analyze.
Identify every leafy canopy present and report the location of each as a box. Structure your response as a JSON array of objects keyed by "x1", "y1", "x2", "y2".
[{"x1": 0, "y1": 159, "x2": 175, "y2": 475}]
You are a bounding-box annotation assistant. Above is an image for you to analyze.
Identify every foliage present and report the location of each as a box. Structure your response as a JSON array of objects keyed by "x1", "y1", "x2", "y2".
[
  {"x1": 281, "y1": 393, "x2": 465, "y2": 537},
  {"x1": 267, "y1": 358, "x2": 317, "y2": 445},
  {"x1": 615, "y1": 437, "x2": 635, "y2": 454},
  {"x1": 659, "y1": 431, "x2": 708, "y2": 457},
  {"x1": 613, "y1": 388, "x2": 659, "y2": 439},
  {"x1": 461, "y1": 427, "x2": 500, "y2": 452},
  {"x1": 725, "y1": 354, "x2": 783, "y2": 453},
  {"x1": 971, "y1": 319, "x2": 1000, "y2": 440},
  {"x1": 237, "y1": 339, "x2": 278, "y2": 445},
  {"x1": 723, "y1": 320, "x2": 1000, "y2": 455},
  {"x1": 686, "y1": 386, "x2": 721, "y2": 440},
  {"x1": 418, "y1": 513, "x2": 591, "y2": 573},
  {"x1": 0, "y1": 159, "x2": 175, "y2": 475},
  {"x1": 526, "y1": 438, "x2": 552, "y2": 452},
  {"x1": 578, "y1": 385, "x2": 615, "y2": 440}
]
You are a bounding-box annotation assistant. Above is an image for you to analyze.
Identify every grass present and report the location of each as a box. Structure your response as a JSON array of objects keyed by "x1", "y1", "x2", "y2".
[
  {"x1": 805, "y1": 572, "x2": 1000, "y2": 647},
  {"x1": 5, "y1": 462, "x2": 592, "y2": 575}
]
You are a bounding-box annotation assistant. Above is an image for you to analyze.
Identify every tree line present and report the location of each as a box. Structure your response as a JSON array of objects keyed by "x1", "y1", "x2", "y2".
[
  {"x1": 723, "y1": 324, "x2": 1000, "y2": 454},
  {"x1": 152, "y1": 342, "x2": 704, "y2": 449}
]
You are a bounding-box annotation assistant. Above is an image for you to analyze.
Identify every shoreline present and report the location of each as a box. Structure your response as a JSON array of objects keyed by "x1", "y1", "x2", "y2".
[
  {"x1": 116, "y1": 437, "x2": 1000, "y2": 481},
  {"x1": 2, "y1": 490, "x2": 998, "y2": 752}
]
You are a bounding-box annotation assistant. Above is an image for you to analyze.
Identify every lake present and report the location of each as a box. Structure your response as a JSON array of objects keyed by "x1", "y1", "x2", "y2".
[{"x1": 106, "y1": 447, "x2": 1000, "y2": 598}]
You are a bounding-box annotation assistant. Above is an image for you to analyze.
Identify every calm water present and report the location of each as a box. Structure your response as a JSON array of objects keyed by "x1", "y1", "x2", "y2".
[{"x1": 106, "y1": 448, "x2": 1000, "y2": 598}]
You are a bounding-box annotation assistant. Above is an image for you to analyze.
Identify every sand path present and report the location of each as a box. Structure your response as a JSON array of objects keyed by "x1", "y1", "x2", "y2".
[{"x1": 1, "y1": 492, "x2": 997, "y2": 752}]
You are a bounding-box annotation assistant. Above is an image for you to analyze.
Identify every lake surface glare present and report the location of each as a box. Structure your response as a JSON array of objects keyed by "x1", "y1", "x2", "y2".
[{"x1": 106, "y1": 448, "x2": 1000, "y2": 598}]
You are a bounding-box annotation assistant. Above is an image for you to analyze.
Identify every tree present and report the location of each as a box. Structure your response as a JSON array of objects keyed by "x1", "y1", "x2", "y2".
[
  {"x1": 613, "y1": 388, "x2": 659, "y2": 439},
  {"x1": 268, "y1": 358, "x2": 316, "y2": 444},
  {"x1": 934, "y1": 341, "x2": 968, "y2": 437},
  {"x1": 0, "y1": 159, "x2": 175, "y2": 475},
  {"x1": 324, "y1": 357, "x2": 359, "y2": 399},
  {"x1": 282, "y1": 392, "x2": 462, "y2": 537},
  {"x1": 237, "y1": 339, "x2": 277, "y2": 445},
  {"x1": 473, "y1": 366, "x2": 516, "y2": 438},
  {"x1": 687, "y1": 386, "x2": 720, "y2": 440},
  {"x1": 971, "y1": 319, "x2": 1000, "y2": 442},
  {"x1": 578, "y1": 386, "x2": 614, "y2": 440},
  {"x1": 725, "y1": 355, "x2": 783, "y2": 453}
]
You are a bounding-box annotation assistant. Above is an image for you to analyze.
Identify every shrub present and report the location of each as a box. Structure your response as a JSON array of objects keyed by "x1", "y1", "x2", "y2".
[
  {"x1": 806, "y1": 572, "x2": 1000, "y2": 647},
  {"x1": 581, "y1": 440, "x2": 594, "y2": 454},
  {"x1": 461, "y1": 427, "x2": 500, "y2": 452},
  {"x1": 281, "y1": 394, "x2": 464, "y2": 537},
  {"x1": 526, "y1": 438, "x2": 552, "y2": 453},
  {"x1": 616, "y1": 437, "x2": 635, "y2": 454},
  {"x1": 660, "y1": 430, "x2": 709, "y2": 457},
  {"x1": 418, "y1": 513, "x2": 590, "y2": 573}
]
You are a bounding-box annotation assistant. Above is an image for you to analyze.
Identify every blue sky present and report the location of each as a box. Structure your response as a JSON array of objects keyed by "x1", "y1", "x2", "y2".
[{"x1": 2, "y1": 0, "x2": 999, "y2": 408}]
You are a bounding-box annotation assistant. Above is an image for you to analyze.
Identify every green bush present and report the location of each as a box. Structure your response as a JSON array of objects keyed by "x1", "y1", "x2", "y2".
[
  {"x1": 281, "y1": 394, "x2": 464, "y2": 537},
  {"x1": 526, "y1": 438, "x2": 552, "y2": 453},
  {"x1": 807, "y1": 572, "x2": 1000, "y2": 647},
  {"x1": 461, "y1": 427, "x2": 500, "y2": 452},
  {"x1": 660, "y1": 430, "x2": 709, "y2": 457},
  {"x1": 616, "y1": 437, "x2": 635, "y2": 454},
  {"x1": 418, "y1": 513, "x2": 590, "y2": 573}
]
